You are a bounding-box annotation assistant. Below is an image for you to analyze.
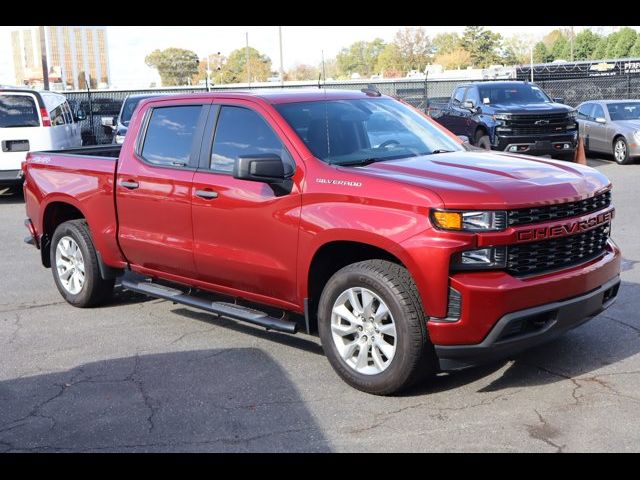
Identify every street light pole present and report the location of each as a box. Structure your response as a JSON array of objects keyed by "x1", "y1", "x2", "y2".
[
  {"x1": 246, "y1": 32, "x2": 251, "y2": 86},
  {"x1": 39, "y1": 26, "x2": 49, "y2": 90},
  {"x1": 279, "y1": 26, "x2": 284, "y2": 86}
]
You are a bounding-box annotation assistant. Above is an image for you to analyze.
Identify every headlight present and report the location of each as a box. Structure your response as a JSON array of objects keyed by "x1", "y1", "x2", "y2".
[
  {"x1": 115, "y1": 134, "x2": 126, "y2": 144},
  {"x1": 567, "y1": 110, "x2": 577, "y2": 120},
  {"x1": 451, "y1": 246, "x2": 507, "y2": 271},
  {"x1": 493, "y1": 113, "x2": 511, "y2": 121},
  {"x1": 431, "y1": 210, "x2": 507, "y2": 232}
]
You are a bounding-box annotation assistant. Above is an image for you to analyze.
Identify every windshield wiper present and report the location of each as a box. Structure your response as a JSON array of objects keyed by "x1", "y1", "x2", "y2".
[
  {"x1": 331, "y1": 158, "x2": 382, "y2": 167},
  {"x1": 430, "y1": 149, "x2": 454, "y2": 154}
]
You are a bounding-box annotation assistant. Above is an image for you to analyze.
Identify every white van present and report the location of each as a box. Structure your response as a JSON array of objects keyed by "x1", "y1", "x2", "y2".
[{"x1": 0, "y1": 88, "x2": 83, "y2": 189}]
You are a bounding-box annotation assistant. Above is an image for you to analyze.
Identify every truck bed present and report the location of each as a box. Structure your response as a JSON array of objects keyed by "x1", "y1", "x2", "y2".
[{"x1": 33, "y1": 144, "x2": 121, "y2": 159}]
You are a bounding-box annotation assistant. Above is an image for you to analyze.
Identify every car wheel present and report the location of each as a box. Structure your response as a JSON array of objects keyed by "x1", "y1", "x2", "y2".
[
  {"x1": 317, "y1": 260, "x2": 437, "y2": 395},
  {"x1": 51, "y1": 219, "x2": 115, "y2": 307},
  {"x1": 474, "y1": 131, "x2": 491, "y2": 150},
  {"x1": 613, "y1": 137, "x2": 632, "y2": 165}
]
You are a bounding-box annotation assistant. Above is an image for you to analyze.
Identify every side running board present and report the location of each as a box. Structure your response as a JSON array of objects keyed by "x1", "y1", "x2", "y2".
[{"x1": 121, "y1": 279, "x2": 298, "y2": 334}]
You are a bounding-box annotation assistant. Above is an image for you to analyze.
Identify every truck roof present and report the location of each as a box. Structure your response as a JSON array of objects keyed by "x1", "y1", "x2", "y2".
[{"x1": 138, "y1": 88, "x2": 384, "y2": 106}]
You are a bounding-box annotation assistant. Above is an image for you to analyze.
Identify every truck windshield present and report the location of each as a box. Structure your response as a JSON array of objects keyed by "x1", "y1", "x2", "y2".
[
  {"x1": 275, "y1": 97, "x2": 463, "y2": 166},
  {"x1": 477, "y1": 84, "x2": 551, "y2": 105},
  {"x1": 0, "y1": 94, "x2": 40, "y2": 128},
  {"x1": 607, "y1": 102, "x2": 640, "y2": 121}
]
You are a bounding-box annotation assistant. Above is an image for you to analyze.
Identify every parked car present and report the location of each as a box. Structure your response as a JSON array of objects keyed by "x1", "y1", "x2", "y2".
[
  {"x1": 103, "y1": 94, "x2": 159, "y2": 145},
  {"x1": 23, "y1": 89, "x2": 620, "y2": 395},
  {"x1": 576, "y1": 100, "x2": 640, "y2": 164},
  {"x1": 0, "y1": 88, "x2": 84, "y2": 190},
  {"x1": 428, "y1": 81, "x2": 578, "y2": 160}
]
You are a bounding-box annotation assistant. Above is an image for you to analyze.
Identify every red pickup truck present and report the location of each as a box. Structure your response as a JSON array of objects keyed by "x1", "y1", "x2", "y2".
[{"x1": 23, "y1": 89, "x2": 621, "y2": 395}]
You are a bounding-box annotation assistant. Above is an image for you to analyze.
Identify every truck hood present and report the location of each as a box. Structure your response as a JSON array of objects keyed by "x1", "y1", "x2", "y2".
[
  {"x1": 490, "y1": 102, "x2": 572, "y2": 114},
  {"x1": 348, "y1": 152, "x2": 610, "y2": 209}
]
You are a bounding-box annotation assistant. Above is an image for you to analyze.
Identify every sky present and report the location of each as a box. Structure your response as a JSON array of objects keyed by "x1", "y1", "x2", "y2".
[{"x1": 0, "y1": 25, "x2": 628, "y2": 89}]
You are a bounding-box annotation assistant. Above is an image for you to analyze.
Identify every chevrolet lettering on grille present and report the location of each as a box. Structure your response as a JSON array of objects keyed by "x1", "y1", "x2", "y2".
[{"x1": 516, "y1": 210, "x2": 614, "y2": 242}]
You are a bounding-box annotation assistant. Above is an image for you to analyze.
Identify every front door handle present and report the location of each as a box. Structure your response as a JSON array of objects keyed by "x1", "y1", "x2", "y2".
[
  {"x1": 195, "y1": 189, "x2": 219, "y2": 199},
  {"x1": 121, "y1": 180, "x2": 139, "y2": 190}
]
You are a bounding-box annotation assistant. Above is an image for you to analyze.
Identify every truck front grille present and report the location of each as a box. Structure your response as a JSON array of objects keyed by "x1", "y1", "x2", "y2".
[
  {"x1": 507, "y1": 224, "x2": 610, "y2": 276},
  {"x1": 508, "y1": 191, "x2": 611, "y2": 226},
  {"x1": 502, "y1": 112, "x2": 574, "y2": 135}
]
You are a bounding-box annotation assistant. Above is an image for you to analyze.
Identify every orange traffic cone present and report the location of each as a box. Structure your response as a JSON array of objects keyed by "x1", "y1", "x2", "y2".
[{"x1": 575, "y1": 137, "x2": 587, "y2": 165}]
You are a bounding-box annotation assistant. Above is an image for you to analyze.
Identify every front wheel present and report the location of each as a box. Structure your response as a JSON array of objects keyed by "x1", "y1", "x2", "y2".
[
  {"x1": 613, "y1": 137, "x2": 632, "y2": 165},
  {"x1": 474, "y1": 131, "x2": 491, "y2": 150},
  {"x1": 318, "y1": 260, "x2": 437, "y2": 395},
  {"x1": 51, "y1": 220, "x2": 114, "y2": 307}
]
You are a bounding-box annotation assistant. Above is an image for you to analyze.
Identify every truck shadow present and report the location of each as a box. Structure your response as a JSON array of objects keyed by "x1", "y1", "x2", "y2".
[
  {"x1": 0, "y1": 349, "x2": 330, "y2": 452},
  {"x1": 407, "y1": 279, "x2": 640, "y2": 396},
  {"x1": 0, "y1": 188, "x2": 24, "y2": 204}
]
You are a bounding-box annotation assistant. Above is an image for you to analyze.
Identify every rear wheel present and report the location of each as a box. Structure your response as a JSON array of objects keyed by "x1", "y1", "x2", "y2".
[
  {"x1": 51, "y1": 220, "x2": 114, "y2": 307},
  {"x1": 613, "y1": 137, "x2": 632, "y2": 165},
  {"x1": 318, "y1": 260, "x2": 437, "y2": 395},
  {"x1": 474, "y1": 131, "x2": 491, "y2": 150}
]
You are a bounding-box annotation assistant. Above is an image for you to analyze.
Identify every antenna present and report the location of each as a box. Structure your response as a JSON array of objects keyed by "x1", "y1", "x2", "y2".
[
  {"x1": 321, "y1": 49, "x2": 326, "y2": 83},
  {"x1": 317, "y1": 72, "x2": 322, "y2": 89}
]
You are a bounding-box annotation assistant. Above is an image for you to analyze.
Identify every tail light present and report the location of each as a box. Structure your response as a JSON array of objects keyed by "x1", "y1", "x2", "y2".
[{"x1": 40, "y1": 107, "x2": 51, "y2": 127}]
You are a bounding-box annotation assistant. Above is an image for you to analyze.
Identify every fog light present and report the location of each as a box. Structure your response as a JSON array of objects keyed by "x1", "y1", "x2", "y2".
[
  {"x1": 451, "y1": 246, "x2": 507, "y2": 271},
  {"x1": 564, "y1": 143, "x2": 570, "y2": 149},
  {"x1": 509, "y1": 145, "x2": 518, "y2": 152}
]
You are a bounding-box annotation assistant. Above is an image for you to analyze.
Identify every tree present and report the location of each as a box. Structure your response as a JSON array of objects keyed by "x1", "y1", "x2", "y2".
[
  {"x1": 604, "y1": 31, "x2": 622, "y2": 58},
  {"x1": 285, "y1": 63, "x2": 320, "y2": 81},
  {"x1": 501, "y1": 35, "x2": 532, "y2": 65},
  {"x1": 460, "y1": 26, "x2": 502, "y2": 67},
  {"x1": 336, "y1": 38, "x2": 386, "y2": 78},
  {"x1": 533, "y1": 42, "x2": 552, "y2": 63},
  {"x1": 631, "y1": 36, "x2": 640, "y2": 57},
  {"x1": 375, "y1": 43, "x2": 404, "y2": 77},
  {"x1": 591, "y1": 37, "x2": 609, "y2": 59},
  {"x1": 145, "y1": 48, "x2": 200, "y2": 86},
  {"x1": 434, "y1": 48, "x2": 472, "y2": 70},
  {"x1": 220, "y1": 47, "x2": 272, "y2": 84},
  {"x1": 393, "y1": 27, "x2": 433, "y2": 72},
  {"x1": 432, "y1": 32, "x2": 460, "y2": 56},
  {"x1": 193, "y1": 52, "x2": 227, "y2": 85},
  {"x1": 551, "y1": 36, "x2": 571, "y2": 61},
  {"x1": 612, "y1": 27, "x2": 637, "y2": 58},
  {"x1": 574, "y1": 30, "x2": 600, "y2": 60}
]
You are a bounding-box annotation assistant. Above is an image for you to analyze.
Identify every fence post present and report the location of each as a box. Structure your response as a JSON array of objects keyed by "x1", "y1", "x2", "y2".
[{"x1": 628, "y1": 73, "x2": 631, "y2": 99}]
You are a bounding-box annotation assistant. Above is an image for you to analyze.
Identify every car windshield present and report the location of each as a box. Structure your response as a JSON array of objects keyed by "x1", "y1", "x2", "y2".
[
  {"x1": 121, "y1": 97, "x2": 153, "y2": 124},
  {"x1": 275, "y1": 97, "x2": 463, "y2": 166},
  {"x1": 477, "y1": 84, "x2": 551, "y2": 105},
  {"x1": 0, "y1": 94, "x2": 39, "y2": 128},
  {"x1": 607, "y1": 102, "x2": 640, "y2": 121}
]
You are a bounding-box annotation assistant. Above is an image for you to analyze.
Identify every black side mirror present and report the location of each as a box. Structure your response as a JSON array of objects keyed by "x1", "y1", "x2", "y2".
[
  {"x1": 553, "y1": 97, "x2": 565, "y2": 104},
  {"x1": 74, "y1": 109, "x2": 87, "y2": 121},
  {"x1": 234, "y1": 154, "x2": 294, "y2": 196}
]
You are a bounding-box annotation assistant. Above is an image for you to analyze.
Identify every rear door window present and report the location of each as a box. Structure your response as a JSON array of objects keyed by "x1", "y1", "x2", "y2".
[
  {"x1": 0, "y1": 94, "x2": 40, "y2": 128},
  {"x1": 591, "y1": 104, "x2": 605, "y2": 121},
  {"x1": 140, "y1": 105, "x2": 203, "y2": 167}
]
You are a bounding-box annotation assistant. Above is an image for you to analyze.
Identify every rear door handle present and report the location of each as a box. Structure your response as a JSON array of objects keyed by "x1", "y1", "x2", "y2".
[
  {"x1": 121, "y1": 180, "x2": 139, "y2": 190},
  {"x1": 195, "y1": 189, "x2": 219, "y2": 199}
]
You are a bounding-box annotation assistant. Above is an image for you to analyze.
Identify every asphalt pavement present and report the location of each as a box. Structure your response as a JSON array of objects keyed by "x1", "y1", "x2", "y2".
[{"x1": 1, "y1": 156, "x2": 639, "y2": 452}]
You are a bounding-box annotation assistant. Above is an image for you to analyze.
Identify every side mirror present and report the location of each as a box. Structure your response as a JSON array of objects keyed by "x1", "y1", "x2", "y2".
[
  {"x1": 462, "y1": 100, "x2": 476, "y2": 110},
  {"x1": 553, "y1": 97, "x2": 565, "y2": 104},
  {"x1": 595, "y1": 117, "x2": 607, "y2": 124},
  {"x1": 74, "y1": 109, "x2": 87, "y2": 121},
  {"x1": 234, "y1": 154, "x2": 293, "y2": 184}
]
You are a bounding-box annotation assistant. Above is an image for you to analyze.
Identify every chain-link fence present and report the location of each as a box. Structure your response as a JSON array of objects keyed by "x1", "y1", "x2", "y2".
[{"x1": 64, "y1": 70, "x2": 640, "y2": 145}]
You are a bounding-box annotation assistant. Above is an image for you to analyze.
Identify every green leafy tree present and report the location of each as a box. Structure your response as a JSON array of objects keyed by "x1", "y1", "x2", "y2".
[
  {"x1": 434, "y1": 48, "x2": 472, "y2": 69},
  {"x1": 460, "y1": 26, "x2": 503, "y2": 67},
  {"x1": 432, "y1": 32, "x2": 461, "y2": 56},
  {"x1": 145, "y1": 48, "x2": 200, "y2": 86},
  {"x1": 630, "y1": 36, "x2": 640, "y2": 57},
  {"x1": 375, "y1": 43, "x2": 404, "y2": 77},
  {"x1": 220, "y1": 47, "x2": 272, "y2": 84},
  {"x1": 193, "y1": 52, "x2": 227, "y2": 85},
  {"x1": 612, "y1": 27, "x2": 637, "y2": 58},
  {"x1": 336, "y1": 38, "x2": 386, "y2": 78},
  {"x1": 533, "y1": 42, "x2": 552, "y2": 63},
  {"x1": 393, "y1": 27, "x2": 433, "y2": 72},
  {"x1": 542, "y1": 29, "x2": 565, "y2": 49},
  {"x1": 574, "y1": 30, "x2": 601, "y2": 60},
  {"x1": 501, "y1": 35, "x2": 532, "y2": 65},
  {"x1": 604, "y1": 31, "x2": 622, "y2": 58},
  {"x1": 551, "y1": 36, "x2": 571, "y2": 60},
  {"x1": 591, "y1": 37, "x2": 609, "y2": 59}
]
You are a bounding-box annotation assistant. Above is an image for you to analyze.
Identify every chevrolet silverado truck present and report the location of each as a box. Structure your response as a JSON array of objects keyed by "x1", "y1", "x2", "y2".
[
  {"x1": 428, "y1": 81, "x2": 579, "y2": 160},
  {"x1": 23, "y1": 89, "x2": 621, "y2": 395}
]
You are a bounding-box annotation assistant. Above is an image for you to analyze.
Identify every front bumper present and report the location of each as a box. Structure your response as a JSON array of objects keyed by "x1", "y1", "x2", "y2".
[
  {"x1": 435, "y1": 275, "x2": 620, "y2": 370},
  {"x1": 493, "y1": 131, "x2": 578, "y2": 156}
]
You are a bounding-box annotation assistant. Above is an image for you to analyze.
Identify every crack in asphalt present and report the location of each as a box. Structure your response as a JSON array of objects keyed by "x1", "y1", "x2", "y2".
[
  {"x1": 168, "y1": 326, "x2": 219, "y2": 346},
  {"x1": 526, "y1": 409, "x2": 565, "y2": 453},
  {"x1": 0, "y1": 301, "x2": 66, "y2": 314}
]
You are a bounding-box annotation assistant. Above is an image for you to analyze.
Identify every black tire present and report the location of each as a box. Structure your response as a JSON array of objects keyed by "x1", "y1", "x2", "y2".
[
  {"x1": 613, "y1": 137, "x2": 632, "y2": 165},
  {"x1": 551, "y1": 153, "x2": 575, "y2": 162},
  {"x1": 50, "y1": 219, "x2": 114, "y2": 307},
  {"x1": 317, "y1": 260, "x2": 437, "y2": 395},
  {"x1": 474, "y1": 131, "x2": 491, "y2": 150}
]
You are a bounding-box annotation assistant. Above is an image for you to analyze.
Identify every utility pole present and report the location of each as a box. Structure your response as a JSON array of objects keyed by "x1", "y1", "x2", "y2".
[
  {"x1": 570, "y1": 26, "x2": 574, "y2": 62},
  {"x1": 530, "y1": 44, "x2": 534, "y2": 82},
  {"x1": 205, "y1": 55, "x2": 211, "y2": 91},
  {"x1": 245, "y1": 32, "x2": 251, "y2": 86},
  {"x1": 39, "y1": 26, "x2": 49, "y2": 90},
  {"x1": 278, "y1": 26, "x2": 284, "y2": 86}
]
